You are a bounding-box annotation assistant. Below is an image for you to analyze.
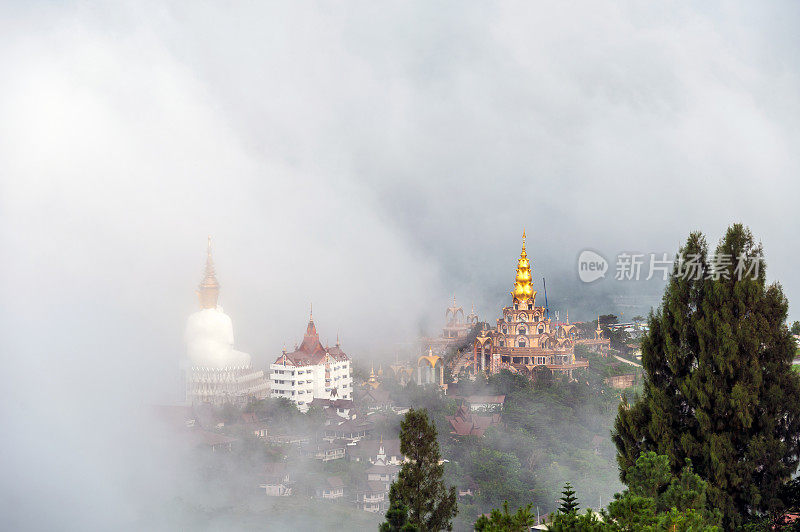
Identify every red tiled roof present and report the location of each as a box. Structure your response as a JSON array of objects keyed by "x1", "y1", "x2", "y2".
[
  {"x1": 273, "y1": 319, "x2": 349, "y2": 365},
  {"x1": 446, "y1": 405, "x2": 501, "y2": 437},
  {"x1": 325, "y1": 344, "x2": 350, "y2": 362}
]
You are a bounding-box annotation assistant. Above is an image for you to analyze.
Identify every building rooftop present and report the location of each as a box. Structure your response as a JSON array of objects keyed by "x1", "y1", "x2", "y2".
[
  {"x1": 273, "y1": 315, "x2": 350, "y2": 366},
  {"x1": 446, "y1": 404, "x2": 502, "y2": 437}
]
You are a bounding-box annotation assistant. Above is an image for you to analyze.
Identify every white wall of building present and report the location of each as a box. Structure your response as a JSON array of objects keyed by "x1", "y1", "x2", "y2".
[{"x1": 269, "y1": 359, "x2": 352, "y2": 410}]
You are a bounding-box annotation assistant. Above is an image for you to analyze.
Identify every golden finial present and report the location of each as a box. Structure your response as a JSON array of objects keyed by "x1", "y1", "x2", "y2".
[
  {"x1": 309, "y1": 302, "x2": 313, "y2": 322},
  {"x1": 511, "y1": 229, "x2": 535, "y2": 303}
]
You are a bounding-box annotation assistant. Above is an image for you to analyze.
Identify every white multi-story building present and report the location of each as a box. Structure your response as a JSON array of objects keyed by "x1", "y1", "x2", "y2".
[{"x1": 270, "y1": 311, "x2": 352, "y2": 411}]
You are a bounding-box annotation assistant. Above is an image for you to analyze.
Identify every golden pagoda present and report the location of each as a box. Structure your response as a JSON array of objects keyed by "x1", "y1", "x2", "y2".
[
  {"x1": 473, "y1": 229, "x2": 587, "y2": 378},
  {"x1": 511, "y1": 230, "x2": 536, "y2": 304},
  {"x1": 198, "y1": 236, "x2": 220, "y2": 309},
  {"x1": 366, "y1": 363, "x2": 380, "y2": 389}
]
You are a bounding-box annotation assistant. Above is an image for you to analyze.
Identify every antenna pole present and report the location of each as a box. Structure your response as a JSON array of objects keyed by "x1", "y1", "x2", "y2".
[{"x1": 543, "y1": 277, "x2": 550, "y2": 319}]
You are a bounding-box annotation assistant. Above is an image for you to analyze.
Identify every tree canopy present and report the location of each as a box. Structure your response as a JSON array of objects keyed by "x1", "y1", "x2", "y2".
[
  {"x1": 613, "y1": 224, "x2": 800, "y2": 526},
  {"x1": 384, "y1": 408, "x2": 458, "y2": 531}
]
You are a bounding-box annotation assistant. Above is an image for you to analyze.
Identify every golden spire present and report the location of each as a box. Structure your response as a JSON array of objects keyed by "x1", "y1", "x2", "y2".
[
  {"x1": 511, "y1": 229, "x2": 536, "y2": 303},
  {"x1": 309, "y1": 302, "x2": 313, "y2": 322},
  {"x1": 198, "y1": 236, "x2": 220, "y2": 309}
]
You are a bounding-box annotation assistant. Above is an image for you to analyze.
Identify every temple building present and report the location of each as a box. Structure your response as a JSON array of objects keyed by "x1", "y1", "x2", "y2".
[
  {"x1": 417, "y1": 348, "x2": 446, "y2": 391},
  {"x1": 183, "y1": 238, "x2": 269, "y2": 405},
  {"x1": 269, "y1": 309, "x2": 352, "y2": 411},
  {"x1": 575, "y1": 315, "x2": 611, "y2": 354},
  {"x1": 421, "y1": 297, "x2": 479, "y2": 355},
  {"x1": 473, "y1": 231, "x2": 588, "y2": 378}
]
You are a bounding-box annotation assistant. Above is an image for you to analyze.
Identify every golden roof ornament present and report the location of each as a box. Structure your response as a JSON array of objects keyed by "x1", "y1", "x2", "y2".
[{"x1": 511, "y1": 229, "x2": 536, "y2": 303}]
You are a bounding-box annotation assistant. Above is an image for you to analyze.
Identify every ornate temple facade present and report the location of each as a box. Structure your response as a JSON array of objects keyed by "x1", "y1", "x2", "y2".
[
  {"x1": 575, "y1": 316, "x2": 611, "y2": 354},
  {"x1": 421, "y1": 297, "x2": 479, "y2": 355},
  {"x1": 473, "y1": 232, "x2": 588, "y2": 378},
  {"x1": 417, "y1": 348, "x2": 447, "y2": 391},
  {"x1": 183, "y1": 238, "x2": 269, "y2": 405},
  {"x1": 269, "y1": 310, "x2": 352, "y2": 411}
]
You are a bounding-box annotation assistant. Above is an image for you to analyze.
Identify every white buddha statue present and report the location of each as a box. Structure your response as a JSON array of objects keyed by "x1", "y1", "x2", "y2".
[{"x1": 185, "y1": 238, "x2": 251, "y2": 369}]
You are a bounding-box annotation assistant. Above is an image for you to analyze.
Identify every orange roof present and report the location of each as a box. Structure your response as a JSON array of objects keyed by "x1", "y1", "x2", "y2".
[{"x1": 274, "y1": 317, "x2": 349, "y2": 365}]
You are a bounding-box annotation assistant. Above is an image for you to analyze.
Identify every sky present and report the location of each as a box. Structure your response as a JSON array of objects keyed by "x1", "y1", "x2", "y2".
[{"x1": 1, "y1": 1, "x2": 799, "y2": 529}]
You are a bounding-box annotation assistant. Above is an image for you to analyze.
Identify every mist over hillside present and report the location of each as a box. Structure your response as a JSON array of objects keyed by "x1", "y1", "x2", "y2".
[{"x1": 2, "y1": 1, "x2": 799, "y2": 530}]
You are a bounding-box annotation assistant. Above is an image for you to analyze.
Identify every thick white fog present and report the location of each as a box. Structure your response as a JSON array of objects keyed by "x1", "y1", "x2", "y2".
[{"x1": 1, "y1": 1, "x2": 799, "y2": 530}]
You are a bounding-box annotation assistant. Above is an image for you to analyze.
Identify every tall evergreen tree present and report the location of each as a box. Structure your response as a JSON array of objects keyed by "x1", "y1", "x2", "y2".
[
  {"x1": 558, "y1": 482, "x2": 579, "y2": 514},
  {"x1": 614, "y1": 232, "x2": 709, "y2": 476},
  {"x1": 613, "y1": 224, "x2": 800, "y2": 526},
  {"x1": 381, "y1": 484, "x2": 418, "y2": 532},
  {"x1": 385, "y1": 408, "x2": 457, "y2": 531}
]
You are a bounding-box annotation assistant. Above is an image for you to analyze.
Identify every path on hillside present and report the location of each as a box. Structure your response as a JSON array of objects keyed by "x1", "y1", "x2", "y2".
[{"x1": 614, "y1": 355, "x2": 642, "y2": 368}]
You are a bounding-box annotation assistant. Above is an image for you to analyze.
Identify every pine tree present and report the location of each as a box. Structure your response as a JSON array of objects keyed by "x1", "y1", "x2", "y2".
[
  {"x1": 558, "y1": 482, "x2": 579, "y2": 514},
  {"x1": 613, "y1": 224, "x2": 800, "y2": 526},
  {"x1": 380, "y1": 484, "x2": 418, "y2": 532},
  {"x1": 385, "y1": 408, "x2": 457, "y2": 531},
  {"x1": 613, "y1": 231, "x2": 709, "y2": 476},
  {"x1": 474, "y1": 501, "x2": 535, "y2": 532}
]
